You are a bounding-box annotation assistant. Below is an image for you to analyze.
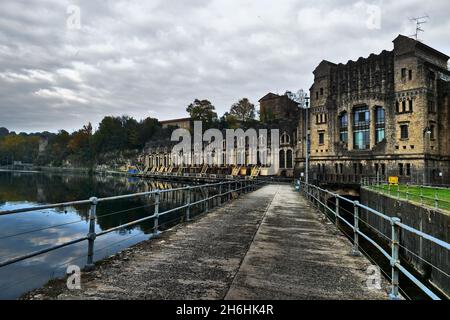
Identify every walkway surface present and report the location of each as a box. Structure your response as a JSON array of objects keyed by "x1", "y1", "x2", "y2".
[{"x1": 26, "y1": 184, "x2": 388, "y2": 300}]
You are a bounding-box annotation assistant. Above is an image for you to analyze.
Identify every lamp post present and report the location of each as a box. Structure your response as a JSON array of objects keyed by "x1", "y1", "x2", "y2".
[
  {"x1": 304, "y1": 96, "x2": 310, "y2": 185},
  {"x1": 423, "y1": 127, "x2": 431, "y2": 185}
]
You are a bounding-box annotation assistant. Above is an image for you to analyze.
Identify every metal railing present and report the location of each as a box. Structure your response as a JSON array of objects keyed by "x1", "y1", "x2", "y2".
[
  {"x1": 361, "y1": 180, "x2": 450, "y2": 212},
  {"x1": 361, "y1": 179, "x2": 450, "y2": 211},
  {"x1": 0, "y1": 179, "x2": 264, "y2": 270},
  {"x1": 298, "y1": 180, "x2": 450, "y2": 300}
]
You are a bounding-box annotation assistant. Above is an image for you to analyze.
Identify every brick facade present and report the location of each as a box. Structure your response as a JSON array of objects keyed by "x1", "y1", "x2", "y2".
[{"x1": 299, "y1": 35, "x2": 450, "y2": 184}]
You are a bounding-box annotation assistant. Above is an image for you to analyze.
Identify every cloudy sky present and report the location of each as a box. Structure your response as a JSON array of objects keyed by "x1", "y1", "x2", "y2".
[{"x1": 0, "y1": 0, "x2": 449, "y2": 133}]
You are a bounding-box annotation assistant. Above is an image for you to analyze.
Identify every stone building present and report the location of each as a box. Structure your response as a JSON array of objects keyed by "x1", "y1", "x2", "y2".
[
  {"x1": 259, "y1": 92, "x2": 300, "y2": 122},
  {"x1": 160, "y1": 117, "x2": 192, "y2": 131},
  {"x1": 300, "y1": 35, "x2": 450, "y2": 184}
]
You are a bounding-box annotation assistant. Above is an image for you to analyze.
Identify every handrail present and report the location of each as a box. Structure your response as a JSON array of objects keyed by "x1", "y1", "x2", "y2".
[
  {"x1": 0, "y1": 181, "x2": 238, "y2": 216},
  {"x1": 0, "y1": 179, "x2": 265, "y2": 270},
  {"x1": 364, "y1": 182, "x2": 450, "y2": 212},
  {"x1": 298, "y1": 180, "x2": 449, "y2": 300}
]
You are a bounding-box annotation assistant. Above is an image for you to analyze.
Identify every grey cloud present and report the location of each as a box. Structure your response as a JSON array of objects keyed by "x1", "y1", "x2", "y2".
[{"x1": 0, "y1": 0, "x2": 449, "y2": 132}]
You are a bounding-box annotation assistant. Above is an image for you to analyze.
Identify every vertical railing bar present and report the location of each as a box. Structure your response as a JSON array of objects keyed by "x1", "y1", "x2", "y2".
[
  {"x1": 352, "y1": 201, "x2": 361, "y2": 256},
  {"x1": 86, "y1": 196, "x2": 98, "y2": 270},
  {"x1": 390, "y1": 217, "x2": 401, "y2": 300},
  {"x1": 154, "y1": 190, "x2": 161, "y2": 237}
]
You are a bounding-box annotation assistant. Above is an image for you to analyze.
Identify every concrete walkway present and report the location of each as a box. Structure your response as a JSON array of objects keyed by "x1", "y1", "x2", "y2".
[
  {"x1": 26, "y1": 184, "x2": 388, "y2": 300},
  {"x1": 226, "y1": 185, "x2": 388, "y2": 299}
]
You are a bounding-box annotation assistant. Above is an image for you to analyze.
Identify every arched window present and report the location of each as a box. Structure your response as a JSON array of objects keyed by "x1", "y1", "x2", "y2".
[
  {"x1": 375, "y1": 106, "x2": 385, "y2": 144},
  {"x1": 279, "y1": 150, "x2": 286, "y2": 169},
  {"x1": 286, "y1": 150, "x2": 293, "y2": 169},
  {"x1": 280, "y1": 132, "x2": 290, "y2": 145},
  {"x1": 339, "y1": 112, "x2": 348, "y2": 143}
]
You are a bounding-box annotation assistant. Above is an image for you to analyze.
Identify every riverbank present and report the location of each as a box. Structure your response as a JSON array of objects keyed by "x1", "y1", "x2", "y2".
[
  {"x1": 23, "y1": 185, "x2": 388, "y2": 300},
  {"x1": 0, "y1": 166, "x2": 130, "y2": 176}
]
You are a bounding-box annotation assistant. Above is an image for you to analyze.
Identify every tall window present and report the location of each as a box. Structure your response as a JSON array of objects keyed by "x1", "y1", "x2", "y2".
[
  {"x1": 401, "y1": 68, "x2": 407, "y2": 79},
  {"x1": 286, "y1": 150, "x2": 293, "y2": 169},
  {"x1": 353, "y1": 106, "x2": 370, "y2": 150},
  {"x1": 400, "y1": 124, "x2": 409, "y2": 140},
  {"x1": 428, "y1": 100, "x2": 436, "y2": 113},
  {"x1": 406, "y1": 164, "x2": 411, "y2": 176},
  {"x1": 375, "y1": 107, "x2": 385, "y2": 144},
  {"x1": 318, "y1": 132, "x2": 325, "y2": 145},
  {"x1": 279, "y1": 150, "x2": 286, "y2": 169},
  {"x1": 398, "y1": 163, "x2": 404, "y2": 176},
  {"x1": 430, "y1": 124, "x2": 436, "y2": 140},
  {"x1": 339, "y1": 112, "x2": 348, "y2": 143}
]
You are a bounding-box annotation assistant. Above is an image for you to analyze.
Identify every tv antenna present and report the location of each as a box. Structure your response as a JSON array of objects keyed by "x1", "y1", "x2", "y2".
[{"x1": 410, "y1": 15, "x2": 429, "y2": 41}]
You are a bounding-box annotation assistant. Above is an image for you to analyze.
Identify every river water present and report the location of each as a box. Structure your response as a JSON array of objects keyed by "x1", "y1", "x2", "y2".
[{"x1": 0, "y1": 171, "x2": 194, "y2": 299}]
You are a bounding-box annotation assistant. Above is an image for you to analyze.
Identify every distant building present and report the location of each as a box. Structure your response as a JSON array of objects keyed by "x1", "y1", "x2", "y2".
[
  {"x1": 160, "y1": 117, "x2": 192, "y2": 130},
  {"x1": 38, "y1": 137, "x2": 48, "y2": 155},
  {"x1": 259, "y1": 92, "x2": 300, "y2": 122},
  {"x1": 301, "y1": 35, "x2": 450, "y2": 184}
]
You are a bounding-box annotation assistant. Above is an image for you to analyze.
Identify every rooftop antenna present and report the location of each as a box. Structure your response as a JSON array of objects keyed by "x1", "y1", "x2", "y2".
[{"x1": 409, "y1": 15, "x2": 429, "y2": 41}]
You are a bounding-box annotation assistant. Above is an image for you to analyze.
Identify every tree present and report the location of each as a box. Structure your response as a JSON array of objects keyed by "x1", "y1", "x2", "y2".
[
  {"x1": 230, "y1": 98, "x2": 255, "y2": 122},
  {"x1": 139, "y1": 117, "x2": 161, "y2": 146},
  {"x1": 47, "y1": 130, "x2": 71, "y2": 165},
  {"x1": 68, "y1": 123, "x2": 93, "y2": 166},
  {"x1": 186, "y1": 99, "x2": 218, "y2": 125},
  {"x1": 221, "y1": 112, "x2": 239, "y2": 129},
  {"x1": 0, "y1": 134, "x2": 39, "y2": 164},
  {"x1": 0, "y1": 127, "x2": 9, "y2": 137},
  {"x1": 93, "y1": 116, "x2": 127, "y2": 152}
]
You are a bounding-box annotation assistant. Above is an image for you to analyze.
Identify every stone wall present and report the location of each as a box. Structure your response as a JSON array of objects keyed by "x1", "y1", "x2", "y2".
[{"x1": 360, "y1": 187, "x2": 450, "y2": 297}]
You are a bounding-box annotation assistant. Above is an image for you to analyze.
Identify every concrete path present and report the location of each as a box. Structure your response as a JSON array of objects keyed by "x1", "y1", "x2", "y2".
[
  {"x1": 26, "y1": 184, "x2": 388, "y2": 300},
  {"x1": 225, "y1": 185, "x2": 388, "y2": 299}
]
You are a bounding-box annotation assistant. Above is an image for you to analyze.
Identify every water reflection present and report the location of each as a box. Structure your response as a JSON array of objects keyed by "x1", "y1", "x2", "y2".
[{"x1": 0, "y1": 171, "x2": 203, "y2": 299}]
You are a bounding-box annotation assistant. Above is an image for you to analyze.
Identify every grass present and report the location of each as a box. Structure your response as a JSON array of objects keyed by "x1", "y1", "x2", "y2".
[{"x1": 367, "y1": 184, "x2": 450, "y2": 212}]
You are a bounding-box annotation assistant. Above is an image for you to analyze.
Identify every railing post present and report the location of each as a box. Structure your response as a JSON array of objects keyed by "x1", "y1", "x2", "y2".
[
  {"x1": 307, "y1": 183, "x2": 310, "y2": 201},
  {"x1": 205, "y1": 185, "x2": 209, "y2": 213},
  {"x1": 86, "y1": 196, "x2": 98, "y2": 270},
  {"x1": 218, "y1": 184, "x2": 222, "y2": 205},
  {"x1": 434, "y1": 192, "x2": 439, "y2": 209},
  {"x1": 335, "y1": 197, "x2": 340, "y2": 229},
  {"x1": 390, "y1": 217, "x2": 401, "y2": 300},
  {"x1": 352, "y1": 201, "x2": 361, "y2": 256},
  {"x1": 420, "y1": 187, "x2": 424, "y2": 205},
  {"x1": 185, "y1": 187, "x2": 191, "y2": 222},
  {"x1": 153, "y1": 190, "x2": 161, "y2": 237}
]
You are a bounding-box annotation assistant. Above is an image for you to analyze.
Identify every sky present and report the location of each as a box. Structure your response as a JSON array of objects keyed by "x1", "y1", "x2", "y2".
[{"x1": 0, "y1": 0, "x2": 449, "y2": 133}]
